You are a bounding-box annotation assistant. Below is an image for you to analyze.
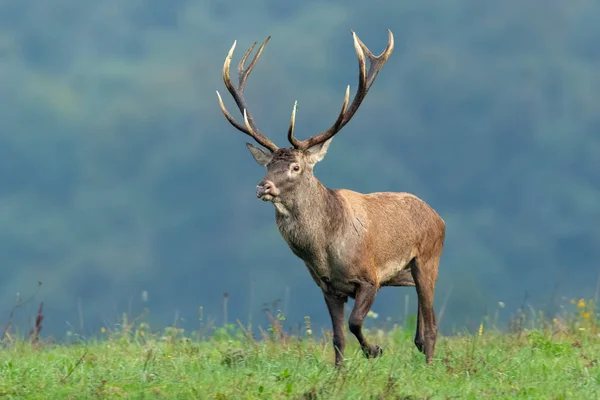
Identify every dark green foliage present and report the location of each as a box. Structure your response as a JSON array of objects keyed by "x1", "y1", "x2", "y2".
[{"x1": 0, "y1": 1, "x2": 598, "y2": 337}]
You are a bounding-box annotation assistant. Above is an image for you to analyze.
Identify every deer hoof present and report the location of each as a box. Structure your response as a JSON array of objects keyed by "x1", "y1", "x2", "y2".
[
  {"x1": 414, "y1": 338, "x2": 425, "y2": 353},
  {"x1": 363, "y1": 344, "x2": 383, "y2": 359}
]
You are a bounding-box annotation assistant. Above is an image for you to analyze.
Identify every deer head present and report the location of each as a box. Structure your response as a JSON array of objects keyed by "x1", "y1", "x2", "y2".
[{"x1": 216, "y1": 30, "x2": 394, "y2": 207}]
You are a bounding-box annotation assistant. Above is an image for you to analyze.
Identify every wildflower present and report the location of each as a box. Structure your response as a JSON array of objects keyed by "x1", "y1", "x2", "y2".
[
  {"x1": 304, "y1": 316, "x2": 312, "y2": 336},
  {"x1": 582, "y1": 312, "x2": 591, "y2": 319},
  {"x1": 552, "y1": 318, "x2": 558, "y2": 324},
  {"x1": 101, "y1": 327, "x2": 106, "y2": 333},
  {"x1": 367, "y1": 310, "x2": 379, "y2": 319},
  {"x1": 478, "y1": 323, "x2": 483, "y2": 336},
  {"x1": 498, "y1": 302, "x2": 505, "y2": 308},
  {"x1": 577, "y1": 299, "x2": 585, "y2": 308}
]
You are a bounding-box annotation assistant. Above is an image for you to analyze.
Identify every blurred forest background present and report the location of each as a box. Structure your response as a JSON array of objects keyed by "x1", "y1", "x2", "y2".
[{"x1": 0, "y1": 0, "x2": 599, "y2": 339}]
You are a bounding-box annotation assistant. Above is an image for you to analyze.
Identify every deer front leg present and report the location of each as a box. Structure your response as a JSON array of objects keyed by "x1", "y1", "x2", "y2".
[
  {"x1": 323, "y1": 291, "x2": 346, "y2": 367},
  {"x1": 348, "y1": 283, "x2": 382, "y2": 359}
]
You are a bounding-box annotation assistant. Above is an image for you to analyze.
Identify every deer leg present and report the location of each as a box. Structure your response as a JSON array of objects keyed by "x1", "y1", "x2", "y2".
[
  {"x1": 348, "y1": 283, "x2": 382, "y2": 359},
  {"x1": 382, "y1": 268, "x2": 425, "y2": 353},
  {"x1": 411, "y1": 257, "x2": 439, "y2": 363},
  {"x1": 414, "y1": 302, "x2": 426, "y2": 353},
  {"x1": 323, "y1": 291, "x2": 346, "y2": 367},
  {"x1": 410, "y1": 259, "x2": 426, "y2": 354}
]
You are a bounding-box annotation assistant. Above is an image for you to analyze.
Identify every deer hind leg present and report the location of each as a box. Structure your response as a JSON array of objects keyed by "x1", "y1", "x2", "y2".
[
  {"x1": 410, "y1": 255, "x2": 440, "y2": 364},
  {"x1": 383, "y1": 268, "x2": 425, "y2": 353},
  {"x1": 414, "y1": 301, "x2": 426, "y2": 353},
  {"x1": 348, "y1": 282, "x2": 382, "y2": 359}
]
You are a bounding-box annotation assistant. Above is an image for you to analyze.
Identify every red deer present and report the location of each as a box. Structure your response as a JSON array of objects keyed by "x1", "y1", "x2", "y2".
[{"x1": 216, "y1": 30, "x2": 445, "y2": 366}]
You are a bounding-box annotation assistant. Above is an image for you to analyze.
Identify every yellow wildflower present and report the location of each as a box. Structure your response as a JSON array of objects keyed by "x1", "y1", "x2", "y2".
[
  {"x1": 577, "y1": 299, "x2": 586, "y2": 308},
  {"x1": 101, "y1": 327, "x2": 106, "y2": 333},
  {"x1": 478, "y1": 323, "x2": 483, "y2": 336},
  {"x1": 582, "y1": 312, "x2": 591, "y2": 319},
  {"x1": 552, "y1": 318, "x2": 558, "y2": 324}
]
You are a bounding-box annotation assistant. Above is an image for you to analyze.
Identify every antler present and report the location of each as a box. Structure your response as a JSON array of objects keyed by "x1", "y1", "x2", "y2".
[
  {"x1": 288, "y1": 30, "x2": 394, "y2": 151},
  {"x1": 216, "y1": 37, "x2": 279, "y2": 152}
]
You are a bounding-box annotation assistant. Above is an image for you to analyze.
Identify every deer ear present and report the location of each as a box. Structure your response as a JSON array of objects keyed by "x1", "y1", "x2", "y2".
[
  {"x1": 306, "y1": 138, "x2": 333, "y2": 165},
  {"x1": 246, "y1": 143, "x2": 273, "y2": 166}
]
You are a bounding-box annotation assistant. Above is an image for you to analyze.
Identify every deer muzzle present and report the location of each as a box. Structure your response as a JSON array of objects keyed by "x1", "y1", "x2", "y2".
[{"x1": 256, "y1": 180, "x2": 279, "y2": 201}]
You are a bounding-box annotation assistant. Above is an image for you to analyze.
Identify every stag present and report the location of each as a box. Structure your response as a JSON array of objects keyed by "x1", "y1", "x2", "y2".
[{"x1": 216, "y1": 30, "x2": 445, "y2": 366}]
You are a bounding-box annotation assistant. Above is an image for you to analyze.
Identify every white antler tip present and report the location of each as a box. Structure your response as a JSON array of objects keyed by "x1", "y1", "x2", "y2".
[
  {"x1": 227, "y1": 40, "x2": 237, "y2": 57},
  {"x1": 242, "y1": 109, "x2": 252, "y2": 129},
  {"x1": 290, "y1": 102, "x2": 297, "y2": 118}
]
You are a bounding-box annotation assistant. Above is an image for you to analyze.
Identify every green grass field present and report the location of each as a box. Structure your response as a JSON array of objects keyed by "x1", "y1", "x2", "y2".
[{"x1": 1, "y1": 302, "x2": 599, "y2": 399}]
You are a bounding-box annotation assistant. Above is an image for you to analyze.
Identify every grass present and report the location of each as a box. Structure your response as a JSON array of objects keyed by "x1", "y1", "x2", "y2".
[{"x1": 0, "y1": 300, "x2": 599, "y2": 399}]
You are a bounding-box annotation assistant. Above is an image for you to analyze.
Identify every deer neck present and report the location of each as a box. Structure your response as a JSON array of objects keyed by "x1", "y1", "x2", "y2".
[{"x1": 273, "y1": 177, "x2": 343, "y2": 255}]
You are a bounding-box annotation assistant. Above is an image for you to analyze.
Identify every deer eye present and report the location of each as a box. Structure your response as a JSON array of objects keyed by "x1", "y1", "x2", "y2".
[{"x1": 292, "y1": 164, "x2": 300, "y2": 172}]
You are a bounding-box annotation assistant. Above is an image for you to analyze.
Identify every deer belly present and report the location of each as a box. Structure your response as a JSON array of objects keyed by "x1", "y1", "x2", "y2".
[{"x1": 377, "y1": 258, "x2": 412, "y2": 284}]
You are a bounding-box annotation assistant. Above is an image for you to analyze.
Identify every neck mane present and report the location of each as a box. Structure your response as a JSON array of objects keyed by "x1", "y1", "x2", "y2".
[{"x1": 274, "y1": 177, "x2": 345, "y2": 250}]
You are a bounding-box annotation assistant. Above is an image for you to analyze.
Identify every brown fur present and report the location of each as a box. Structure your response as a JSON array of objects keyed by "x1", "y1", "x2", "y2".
[{"x1": 216, "y1": 30, "x2": 445, "y2": 366}]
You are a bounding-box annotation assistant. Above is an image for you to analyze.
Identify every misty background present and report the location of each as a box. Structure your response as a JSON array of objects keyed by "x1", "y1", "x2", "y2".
[{"x1": 0, "y1": 0, "x2": 598, "y2": 339}]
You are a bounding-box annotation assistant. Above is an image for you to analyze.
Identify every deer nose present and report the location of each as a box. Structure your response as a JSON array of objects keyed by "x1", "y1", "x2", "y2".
[{"x1": 256, "y1": 182, "x2": 272, "y2": 197}]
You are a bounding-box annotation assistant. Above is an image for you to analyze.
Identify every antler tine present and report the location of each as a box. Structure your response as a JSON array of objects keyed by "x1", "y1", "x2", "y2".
[
  {"x1": 289, "y1": 30, "x2": 394, "y2": 151},
  {"x1": 287, "y1": 101, "x2": 301, "y2": 148},
  {"x1": 216, "y1": 37, "x2": 279, "y2": 152},
  {"x1": 342, "y1": 29, "x2": 394, "y2": 123},
  {"x1": 237, "y1": 42, "x2": 257, "y2": 87}
]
